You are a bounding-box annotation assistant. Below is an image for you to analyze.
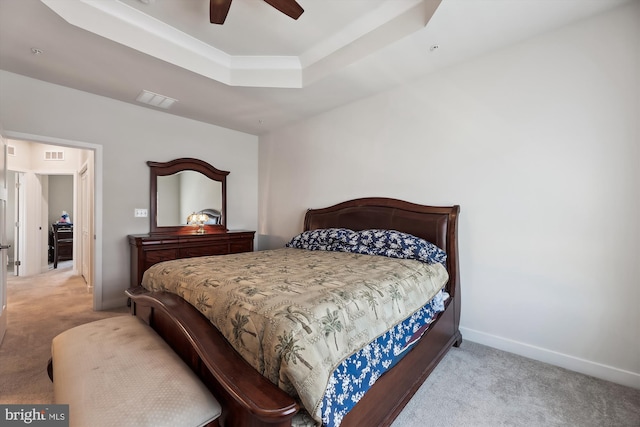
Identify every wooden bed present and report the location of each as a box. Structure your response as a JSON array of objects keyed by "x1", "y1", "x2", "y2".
[{"x1": 126, "y1": 197, "x2": 461, "y2": 427}]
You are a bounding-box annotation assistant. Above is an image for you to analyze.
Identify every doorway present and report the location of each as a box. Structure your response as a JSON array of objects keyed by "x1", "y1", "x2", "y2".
[
  {"x1": 5, "y1": 139, "x2": 96, "y2": 288},
  {"x1": 1, "y1": 131, "x2": 103, "y2": 310},
  {"x1": 46, "y1": 174, "x2": 74, "y2": 271}
]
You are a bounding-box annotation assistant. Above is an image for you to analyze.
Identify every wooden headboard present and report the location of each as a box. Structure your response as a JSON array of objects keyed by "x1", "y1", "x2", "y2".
[{"x1": 304, "y1": 197, "x2": 460, "y2": 298}]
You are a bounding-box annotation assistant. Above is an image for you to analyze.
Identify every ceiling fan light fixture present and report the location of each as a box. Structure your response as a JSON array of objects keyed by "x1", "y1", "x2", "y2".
[
  {"x1": 210, "y1": 0, "x2": 303, "y2": 25},
  {"x1": 136, "y1": 90, "x2": 178, "y2": 109}
]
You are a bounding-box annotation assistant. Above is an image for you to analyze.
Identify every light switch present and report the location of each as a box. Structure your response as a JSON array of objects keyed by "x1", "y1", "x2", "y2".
[{"x1": 134, "y1": 208, "x2": 148, "y2": 218}]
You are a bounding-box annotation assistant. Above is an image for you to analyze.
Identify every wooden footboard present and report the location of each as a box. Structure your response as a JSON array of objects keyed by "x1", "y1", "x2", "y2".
[{"x1": 126, "y1": 286, "x2": 299, "y2": 427}]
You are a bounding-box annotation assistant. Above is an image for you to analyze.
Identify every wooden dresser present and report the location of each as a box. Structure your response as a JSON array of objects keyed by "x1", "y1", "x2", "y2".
[
  {"x1": 51, "y1": 223, "x2": 73, "y2": 268},
  {"x1": 128, "y1": 230, "x2": 255, "y2": 287}
]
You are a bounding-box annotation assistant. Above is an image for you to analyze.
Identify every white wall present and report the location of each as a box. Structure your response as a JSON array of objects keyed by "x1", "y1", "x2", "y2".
[
  {"x1": 258, "y1": 3, "x2": 640, "y2": 388},
  {"x1": 0, "y1": 71, "x2": 259, "y2": 308},
  {"x1": 48, "y1": 175, "x2": 73, "y2": 225}
]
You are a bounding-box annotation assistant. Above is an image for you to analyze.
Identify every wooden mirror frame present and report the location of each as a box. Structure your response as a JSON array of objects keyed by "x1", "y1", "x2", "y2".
[{"x1": 148, "y1": 158, "x2": 228, "y2": 235}]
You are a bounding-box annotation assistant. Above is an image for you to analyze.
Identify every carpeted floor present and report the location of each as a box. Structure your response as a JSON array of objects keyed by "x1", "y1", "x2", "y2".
[
  {"x1": 1, "y1": 265, "x2": 639, "y2": 426},
  {"x1": 390, "y1": 341, "x2": 640, "y2": 427},
  {"x1": 0, "y1": 263, "x2": 127, "y2": 403}
]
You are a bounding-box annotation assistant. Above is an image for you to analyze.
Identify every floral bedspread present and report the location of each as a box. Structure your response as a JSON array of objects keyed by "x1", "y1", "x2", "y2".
[{"x1": 141, "y1": 248, "x2": 448, "y2": 425}]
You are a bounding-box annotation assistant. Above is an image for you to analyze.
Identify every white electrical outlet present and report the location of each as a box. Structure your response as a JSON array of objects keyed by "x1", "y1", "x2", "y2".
[{"x1": 134, "y1": 208, "x2": 148, "y2": 218}]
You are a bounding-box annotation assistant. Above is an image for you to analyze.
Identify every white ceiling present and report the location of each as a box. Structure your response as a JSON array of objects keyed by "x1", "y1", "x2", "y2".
[{"x1": 0, "y1": 0, "x2": 632, "y2": 135}]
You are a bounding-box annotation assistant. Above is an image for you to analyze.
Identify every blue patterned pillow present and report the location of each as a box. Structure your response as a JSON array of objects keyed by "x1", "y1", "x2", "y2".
[
  {"x1": 285, "y1": 228, "x2": 356, "y2": 251},
  {"x1": 351, "y1": 229, "x2": 447, "y2": 265},
  {"x1": 286, "y1": 228, "x2": 446, "y2": 265}
]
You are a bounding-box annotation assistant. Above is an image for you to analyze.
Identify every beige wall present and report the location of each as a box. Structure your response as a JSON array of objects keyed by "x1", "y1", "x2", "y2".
[
  {"x1": 48, "y1": 175, "x2": 73, "y2": 225},
  {"x1": 0, "y1": 72, "x2": 259, "y2": 308},
  {"x1": 258, "y1": 2, "x2": 640, "y2": 388}
]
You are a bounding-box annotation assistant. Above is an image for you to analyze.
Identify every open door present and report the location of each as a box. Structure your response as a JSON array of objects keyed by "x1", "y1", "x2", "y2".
[
  {"x1": 80, "y1": 165, "x2": 92, "y2": 285},
  {"x1": 0, "y1": 130, "x2": 8, "y2": 345}
]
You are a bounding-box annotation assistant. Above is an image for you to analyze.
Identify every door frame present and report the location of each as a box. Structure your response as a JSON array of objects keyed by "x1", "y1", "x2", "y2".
[
  {"x1": 11, "y1": 171, "x2": 25, "y2": 276},
  {"x1": 0, "y1": 129, "x2": 7, "y2": 345},
  {"x1": 79, "y1": 162, "x2": 93, "y2": 286},
  {"x1": 2, "y1": 131, "x2": 103, "y2": 310}
]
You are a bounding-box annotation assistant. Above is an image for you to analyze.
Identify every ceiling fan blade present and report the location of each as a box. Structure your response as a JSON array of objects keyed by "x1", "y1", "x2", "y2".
[
  {"x1": 210, "y1": 0, "x2": 233, "y2": 24},
  {"x1": 263, "y1": 0, "x2": 304, "y2": 20}
]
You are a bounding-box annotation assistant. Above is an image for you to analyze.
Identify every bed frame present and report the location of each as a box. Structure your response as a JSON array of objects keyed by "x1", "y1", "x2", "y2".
[{"x1": 126, "y1": 197, "x2": 461, "y2": 427}]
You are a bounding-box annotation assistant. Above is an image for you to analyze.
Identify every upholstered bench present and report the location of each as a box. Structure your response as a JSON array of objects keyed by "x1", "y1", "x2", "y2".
[{"x1": 50, "y1": 315, "x2": 221, "y2": 427}]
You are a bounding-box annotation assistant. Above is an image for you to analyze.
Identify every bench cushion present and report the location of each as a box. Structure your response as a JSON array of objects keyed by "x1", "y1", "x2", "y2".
[{"x1": 52, "y1": 315, "x2": 221, "y2": 427}]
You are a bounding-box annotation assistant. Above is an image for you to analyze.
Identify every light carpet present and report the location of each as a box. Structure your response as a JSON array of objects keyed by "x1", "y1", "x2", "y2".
[
  {"x1": 1, "y1": 265, "x2": 638, "y2": 426},
  {"x1": 0, "y1": 263, "x2": 127, "y2": 403}
]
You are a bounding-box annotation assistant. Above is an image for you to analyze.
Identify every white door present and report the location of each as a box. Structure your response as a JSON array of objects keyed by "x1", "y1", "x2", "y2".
[
  {"x1": 12, "y1": 172, "x2": 24, "y2": 276},
  {"x1": 80, "y1": 167, "x2": 92, "y2": 285},
  {"x1": 17, "y1": 173, "x2": 45, "y2": 276},
  {"x1": 0, "y1": 132, "x2": 8, "y2": 344}
]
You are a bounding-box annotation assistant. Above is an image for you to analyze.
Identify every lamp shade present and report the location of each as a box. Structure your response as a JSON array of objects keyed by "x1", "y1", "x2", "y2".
[{"x1": 187, "y1": 212, "x2": 210, "y2": 234}]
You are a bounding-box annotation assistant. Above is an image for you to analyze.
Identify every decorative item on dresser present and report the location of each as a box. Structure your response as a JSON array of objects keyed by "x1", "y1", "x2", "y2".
[{"x1": 128, "y1": 158, "x2": 255, "y2": 287}]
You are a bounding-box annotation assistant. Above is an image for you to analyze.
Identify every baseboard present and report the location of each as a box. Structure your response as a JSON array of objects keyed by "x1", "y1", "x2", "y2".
[
  {"x1": 459, "y1": 326, "x2": 640, "y2": 390},
  {"x1": 100, "y1": 295, "x2": 129, "y2": 311}
]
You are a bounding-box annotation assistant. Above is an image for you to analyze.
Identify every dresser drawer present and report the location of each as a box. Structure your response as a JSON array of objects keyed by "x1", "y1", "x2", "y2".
[
  {"x1": 144, "y1": 248, "x2": 179, "y2": 270},
  {"x1": 179, "y1": 244, "x2": 229, "y2": 258},
  {"x1": 129, "y1": 231, "x2": 255, "y2": 288},
  {"x1": 230, "y1": 241, "x2": 252, "y2": 253}
]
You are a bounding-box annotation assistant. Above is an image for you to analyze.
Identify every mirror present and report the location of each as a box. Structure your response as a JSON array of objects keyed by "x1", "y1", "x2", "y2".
[
  {"x1": 148, "y1": 158, "x2": 228, "y2": 235},
  {"x1": 156, "y1": 172, "x2": 223, "y2": 226}
]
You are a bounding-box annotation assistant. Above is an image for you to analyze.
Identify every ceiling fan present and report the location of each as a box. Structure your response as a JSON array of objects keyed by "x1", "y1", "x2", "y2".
[{"x1": 210, "y1": 0, "x2": 304, "y2": 25}]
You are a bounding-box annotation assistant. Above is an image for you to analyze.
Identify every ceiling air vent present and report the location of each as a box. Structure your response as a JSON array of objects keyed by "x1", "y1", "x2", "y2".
[
  {"x1": 136, "y1": 90, "x2": 177, "y2": 109},
  {"x1": 44, "y1": 150, "x2": 65, "y2": 161}
]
